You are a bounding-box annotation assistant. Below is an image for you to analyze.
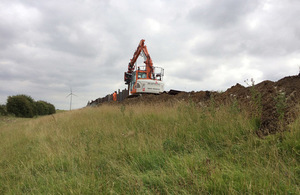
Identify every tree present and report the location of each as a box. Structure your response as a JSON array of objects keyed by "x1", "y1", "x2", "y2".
[
  {"x1": 0, "y1": 104, "x2": 7, "y2": 116},
  {"x1": 6, "y1": 95, "x2": 36, "y2": 118},
  {"x1": 36, "y1": 101, "x2": 49, "y2": 115},
  {"x1": 36, "y1": 100, "x2": 56, "y2": 115},
  {"x1": 47, "y1": 103, "x2": 56, "y2": 114},
  {"x1": 6, "y1": 95, "x2": 56, "y2": 118}
]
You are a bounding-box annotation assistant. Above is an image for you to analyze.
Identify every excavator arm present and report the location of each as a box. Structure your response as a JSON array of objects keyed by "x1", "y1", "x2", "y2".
[
  {"x1": 124, "y1": 39, "x2": 154, "y2": 84},
  {"x1": 124, "y1": 39, "x2": 164, "y2": 95}
]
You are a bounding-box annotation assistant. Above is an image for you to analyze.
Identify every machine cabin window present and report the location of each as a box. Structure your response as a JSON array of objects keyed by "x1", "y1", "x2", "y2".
[{"x1": 138, "y1": 72, "x2": 147, "y2": 79}]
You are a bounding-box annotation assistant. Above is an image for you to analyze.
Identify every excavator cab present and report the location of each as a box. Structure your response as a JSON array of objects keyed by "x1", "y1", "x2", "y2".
[{"x1": 128, "y1": 66, "x2": 164, "y2": 94}]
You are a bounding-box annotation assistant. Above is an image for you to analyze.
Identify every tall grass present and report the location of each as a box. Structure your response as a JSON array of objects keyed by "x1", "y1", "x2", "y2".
[{"x1": 0, "y1": 102, "x2": 299, "y2": 194}]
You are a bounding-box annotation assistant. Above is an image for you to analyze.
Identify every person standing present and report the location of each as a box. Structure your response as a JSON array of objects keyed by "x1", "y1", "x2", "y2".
[{"x1": 113, "y1": 91, "x2": 117, "y2": 102}]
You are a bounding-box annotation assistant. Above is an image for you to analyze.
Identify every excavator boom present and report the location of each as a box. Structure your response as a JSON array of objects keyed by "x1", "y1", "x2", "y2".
[{"x1": 124, "y1": 39, "x2": 164, "y2": 95}]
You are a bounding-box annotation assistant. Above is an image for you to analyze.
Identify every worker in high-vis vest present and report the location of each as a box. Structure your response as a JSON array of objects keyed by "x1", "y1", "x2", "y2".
[{"x1": 113, "y1": 91, "x2": 117, "y2": 101}]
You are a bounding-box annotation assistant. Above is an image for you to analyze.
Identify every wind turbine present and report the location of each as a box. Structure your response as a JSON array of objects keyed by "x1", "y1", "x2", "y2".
[{"x1": 66, "y1": 87, "x2": 77, "y2": 111}]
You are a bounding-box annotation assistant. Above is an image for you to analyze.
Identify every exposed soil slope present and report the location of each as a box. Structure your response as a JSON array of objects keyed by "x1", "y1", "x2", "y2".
[{"x1": 122, "y1": 75, "x2": 300, "y2": 135}]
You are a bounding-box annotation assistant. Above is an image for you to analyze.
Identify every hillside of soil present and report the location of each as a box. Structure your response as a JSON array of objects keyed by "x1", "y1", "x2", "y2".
[{"x1": 122, "y1": 75, "x2": 300, "y2": 135}]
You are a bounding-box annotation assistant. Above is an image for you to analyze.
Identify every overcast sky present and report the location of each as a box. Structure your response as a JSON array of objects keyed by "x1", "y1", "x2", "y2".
[{"x1": 1, "y1": 0, "x2": 299, "y2": 110}]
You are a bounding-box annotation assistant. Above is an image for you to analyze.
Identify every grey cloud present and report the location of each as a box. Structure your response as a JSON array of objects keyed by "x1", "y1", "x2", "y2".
[
  {"x1": 190, "y1": 0, "x2": 300, "y2": 59},
  {"x1": 189, "y1": 0, "x2": 260, "y2": 29},
  {"x1": 0, "y1": 0, "x2": 299, "y2": 109},
  {"x1": 191, "y1": 31, "x2": 247, "y2": 57},
  {"x1": 171, "y1": 61, "x2": 215, "y2": 82},
  {"x1": 0, "y1": 26, "x2": 17, "y2": 49}
]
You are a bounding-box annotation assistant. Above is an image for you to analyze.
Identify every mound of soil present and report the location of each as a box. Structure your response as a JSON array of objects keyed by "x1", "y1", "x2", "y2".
[
  {"x1": 88, "y1": 74, "x2": 299, "y2": 135},
  {"x1": 120, "y1": 75, "x2": 300, "y2": 135},
  {"x1": 247, "y1": 76, "x2": 300, "y2": 135},
  {"x1": 214, "y1": 75, "x2": 300, "y2": 135}
]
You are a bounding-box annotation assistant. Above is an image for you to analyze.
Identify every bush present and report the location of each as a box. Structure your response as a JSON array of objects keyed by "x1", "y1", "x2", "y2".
[
  {"x1": 0, "y1": 104, "x2": 8, "y2": 116},
  {"x1": 36, "y1": 101, "x2": 56, "y2": 115},
  {"x1": 47, "y1": 103, "x2": 56, "y2": 114},
  {"x1": 36, "y1": 101, "x2": 49, "y2": 115},
  {"x1": 6, "y1": 95, "x2": 56, "y2": 118},
  {"x1": 6, "y1": 95, "x2": 37, "y2": 118}
]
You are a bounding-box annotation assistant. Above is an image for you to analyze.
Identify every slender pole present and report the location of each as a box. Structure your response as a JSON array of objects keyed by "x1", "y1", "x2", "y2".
[
  {"x1": 70, "y1": 94, "x2": 72, "y2": 111},
  {"x1": 67, "y1": 88, "x2": 76, "y2": 111}
]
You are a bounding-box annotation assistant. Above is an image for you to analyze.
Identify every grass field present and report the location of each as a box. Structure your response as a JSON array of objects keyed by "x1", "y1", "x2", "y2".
[{"x1": 0, "y1": 102, "x2": 299, "y2": 194}]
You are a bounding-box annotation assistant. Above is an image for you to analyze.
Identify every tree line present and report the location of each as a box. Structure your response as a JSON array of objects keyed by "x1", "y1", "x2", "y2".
[{"x1": 0, "y1": 94, "x2": 56, "y2": 118}]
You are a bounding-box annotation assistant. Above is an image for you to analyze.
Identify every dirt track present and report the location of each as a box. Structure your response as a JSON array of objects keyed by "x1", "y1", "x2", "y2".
[{"x1": 122, "y1": 75, "x2": 300, "y2": 135}]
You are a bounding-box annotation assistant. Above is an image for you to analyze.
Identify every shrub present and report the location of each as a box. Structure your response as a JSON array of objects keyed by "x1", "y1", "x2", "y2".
[
  {"x1": 6, "y1": 95, "x2": 37, "y2": 118},
  {"x1": 0, "y1": 104, "x2": 8, "y2": 116},
  {"x1": 36, "y1": 101, "x2": 49, "y2": 115},
  {"x1": 36, "y1": 100, "x2": 56, "y2": 115},
  {"x1": 6, "y1": 95, "x2": 55, "y2": 118},
  {"x1": 47, "y1": 103, "x2": 56, "y2": 114}
]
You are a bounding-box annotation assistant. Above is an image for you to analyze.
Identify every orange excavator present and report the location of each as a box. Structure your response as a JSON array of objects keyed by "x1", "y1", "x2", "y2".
[{"x1": 124, "y1": 39, "x2": 164, "y2": 95}]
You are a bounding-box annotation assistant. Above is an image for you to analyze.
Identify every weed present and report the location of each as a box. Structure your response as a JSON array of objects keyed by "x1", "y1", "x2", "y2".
[
  {"x1": 245, "y1": 78, "x2": 262, "y2": 128},
  {"x1": 274, "y1": 91, "x2": 286, "y2": 122},
  {"x1": 208, "y1": 93, "x2": 216, "y2": 115},
  {"x1": 230, "y1": 97, "x2": 240, "y2": 114},
  {"x1": 163, "y1": 139, "x2": 185, "y2": 154},
  {"x1": 120, "y1": 105, "x2": 126, "y2": 116}
]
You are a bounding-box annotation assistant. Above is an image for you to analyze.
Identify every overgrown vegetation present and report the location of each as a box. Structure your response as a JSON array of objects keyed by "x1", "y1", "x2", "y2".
[
  {"x1": 245, "y1": 78, "x2": 262, "y2": 130},
  {"x1": 5, "y1": 94, "x2": 55, "y2": 118},
  {"x1": 36, "y1": 100, "x2": 56, "y2": 116},
  {"x1": 274, "y1": 91, "x2": 287, "y2": 122},
  {"x1": 0, "y1": 104, "x2": 7, "y2": 116},
  {"x1": 0, "y1": 102, "x2": 299, "y2": 194}
]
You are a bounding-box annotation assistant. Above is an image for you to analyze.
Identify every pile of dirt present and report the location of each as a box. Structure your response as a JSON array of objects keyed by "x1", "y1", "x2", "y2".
[
  {"x1": 121, "y1": 75, "x2": 300, "y2": 135},
  {"x1": 214, "y1": 75, "x2": 300, "y2": 135},
  {"x1": 248, "y1": 76, "x2": 300, "y2": 135}
]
